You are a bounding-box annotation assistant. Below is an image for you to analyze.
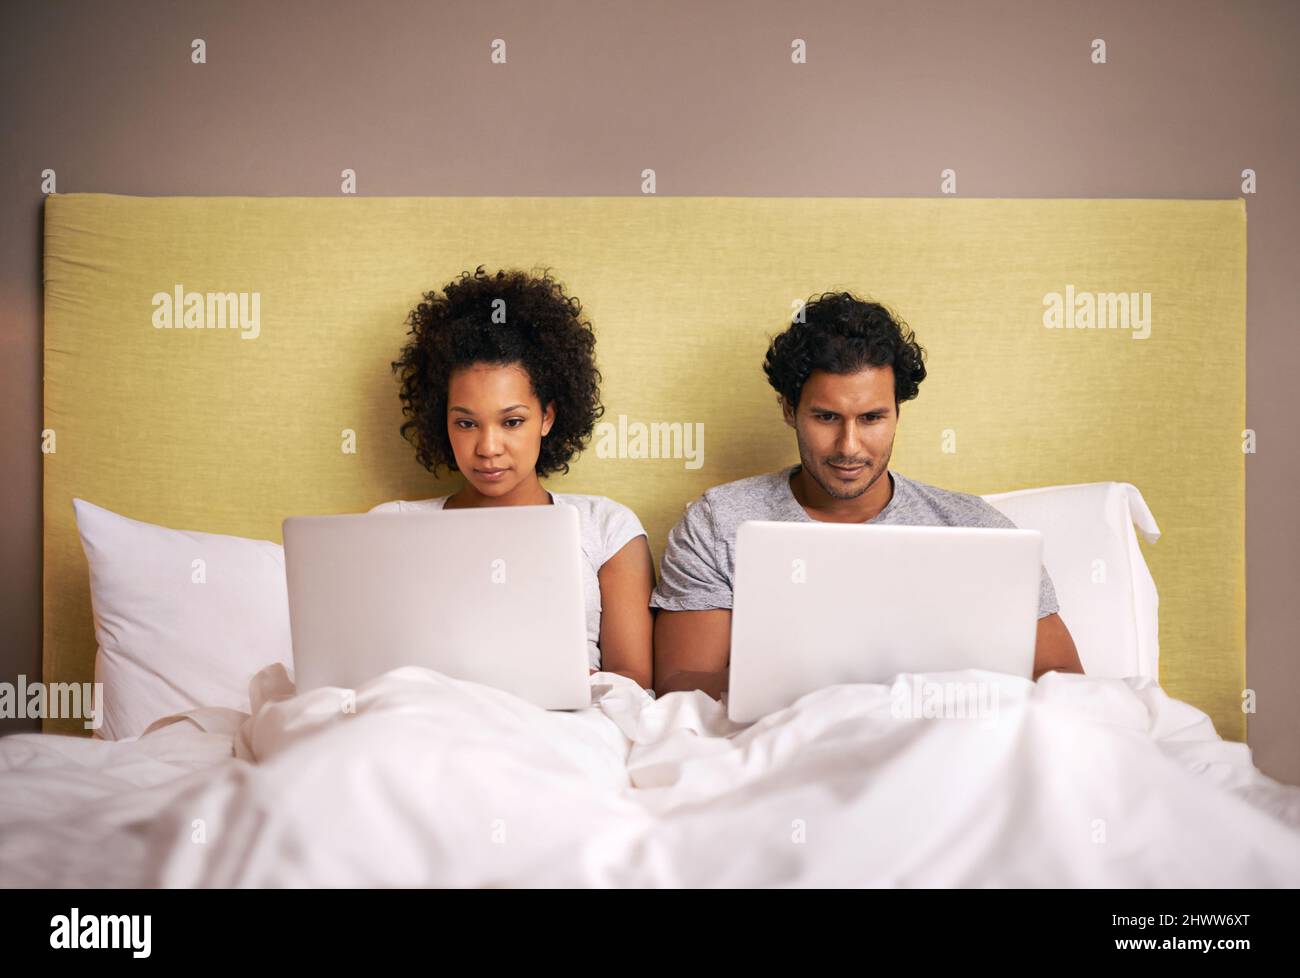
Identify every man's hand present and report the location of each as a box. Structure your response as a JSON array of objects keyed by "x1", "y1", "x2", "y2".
[{"x1": 652, "y1": 608, "x2": 1082, "y2": 694}]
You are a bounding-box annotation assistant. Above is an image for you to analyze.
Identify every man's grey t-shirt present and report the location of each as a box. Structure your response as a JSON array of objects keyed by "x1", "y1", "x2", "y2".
[{"x1": 650, "y1": 465, "x2": 1060, "y2": 619}]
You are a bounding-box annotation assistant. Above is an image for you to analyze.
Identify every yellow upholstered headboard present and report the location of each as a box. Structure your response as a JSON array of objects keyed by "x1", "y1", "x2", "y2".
[{"x1": 43, "y1": 193, "x2": 1246, "y2": 738}]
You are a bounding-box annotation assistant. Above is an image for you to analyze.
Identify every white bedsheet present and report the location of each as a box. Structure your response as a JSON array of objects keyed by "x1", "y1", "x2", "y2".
[{"x1": 2, "y1": 665, "x2": 1298, "y2": 887}]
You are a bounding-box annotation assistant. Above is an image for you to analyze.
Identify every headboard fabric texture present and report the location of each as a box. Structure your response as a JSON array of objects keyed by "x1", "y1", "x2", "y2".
[{"x1": 42, "y1": 194, "x2": 1246, "y2": 738}]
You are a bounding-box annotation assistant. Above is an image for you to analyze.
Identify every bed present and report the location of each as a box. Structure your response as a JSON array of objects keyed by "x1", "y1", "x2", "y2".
[
  {"x1": 3, "y1": 662, "x2": 1299, "y2": 886},
  {"x1": 8, "y1": 192, "x2": 1293, "y2": 888}
]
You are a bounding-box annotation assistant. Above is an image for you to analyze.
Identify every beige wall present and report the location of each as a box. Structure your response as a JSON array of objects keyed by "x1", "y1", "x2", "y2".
[{"x1": 2, "y1": 0, "x2": 1296, "y2": 783}]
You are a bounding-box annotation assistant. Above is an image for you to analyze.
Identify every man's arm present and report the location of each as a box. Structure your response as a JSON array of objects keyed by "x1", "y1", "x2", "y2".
[
  {"x1": 653, "y1": 608, "x2": 731, "y2": 699},
  {"x1": 649, "y1": 492, "x2": 735, "y2": 698},
  {"x1": 1032, "y1": 612, "x2": 1084, "y2": 679}
]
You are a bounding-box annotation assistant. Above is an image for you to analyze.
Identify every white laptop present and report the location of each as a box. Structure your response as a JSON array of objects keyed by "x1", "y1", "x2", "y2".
[
  {"x1": 282, "y1": 505, "x2": 591, "y2": 710},
  {"x1": 728, "y1": 521, "x2": 1043, "y2": 722}
]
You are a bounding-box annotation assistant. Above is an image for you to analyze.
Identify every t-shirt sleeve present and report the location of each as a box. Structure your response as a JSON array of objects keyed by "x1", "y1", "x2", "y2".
[
  {"x1": 596, "y1": 499, "x2": 648, "y2": 569},
  {"x1": 1035, "y1": 565, "x2": 1061, "y2": 620},
  {"x1": 368, "y1": 500, "x2": 401, "y2": 514},
  {"x1": 975, "y1": 499, "x2": 1060, "y2": 619},
  {"x1": 649, "y1": 495, "x2": 733, "y2": 612}
]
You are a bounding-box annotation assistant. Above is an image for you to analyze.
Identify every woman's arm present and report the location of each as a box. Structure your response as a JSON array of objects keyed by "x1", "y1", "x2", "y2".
[{"x1": 595, "y1": 536, "x2": 656, "y2": 690}]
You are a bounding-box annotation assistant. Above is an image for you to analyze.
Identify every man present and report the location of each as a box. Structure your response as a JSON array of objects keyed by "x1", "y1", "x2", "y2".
[{"x1": 651, "y1": 291, "x2": 1083, "y2": 699}]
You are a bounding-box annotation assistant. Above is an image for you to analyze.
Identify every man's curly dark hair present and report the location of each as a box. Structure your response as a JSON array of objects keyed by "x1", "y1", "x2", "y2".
[
  {"x1": 391, "y1": 266, "x2": 603, "y2": 478},
  {"x1": 762, "y1": 292, "x2": 927, "y2": 411}
]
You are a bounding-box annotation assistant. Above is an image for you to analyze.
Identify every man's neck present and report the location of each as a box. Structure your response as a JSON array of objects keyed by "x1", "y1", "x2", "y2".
[{"x1": 791, "y1": 466, "x2": 894, "y2": 524}]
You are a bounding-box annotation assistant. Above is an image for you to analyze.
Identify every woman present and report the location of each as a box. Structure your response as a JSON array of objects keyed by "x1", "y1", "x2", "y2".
[{"x1": 370, "y1": 266, "x2": 655, "y2": 691}]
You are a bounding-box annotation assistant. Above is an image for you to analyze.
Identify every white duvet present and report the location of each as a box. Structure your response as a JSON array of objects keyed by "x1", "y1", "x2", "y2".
[{"x1": 2, "y1": 665, "x2": 1299, "y2": 887}]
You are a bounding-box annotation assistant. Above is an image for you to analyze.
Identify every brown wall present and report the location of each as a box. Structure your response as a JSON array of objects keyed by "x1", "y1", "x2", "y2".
[{"x1": 3, "y1": 0, "x2": 1297, "y2": 783}]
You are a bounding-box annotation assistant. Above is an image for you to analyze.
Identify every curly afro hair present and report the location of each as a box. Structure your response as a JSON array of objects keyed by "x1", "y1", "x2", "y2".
[
  {"x1": 762, "y1": 292, "x2": 927, "y2": 411},
  {"x1": 391, "y1": 266, "x2": 603, "y2": 478}
]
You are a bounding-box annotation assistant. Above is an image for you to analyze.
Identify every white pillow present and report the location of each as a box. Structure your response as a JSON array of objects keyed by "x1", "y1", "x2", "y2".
[
  {"x1": 981, "y1": 482, "x2": 1161, "y2": 679},
  {"x1": 72, "y1": 499, "x2": 294, "y2": 740}
]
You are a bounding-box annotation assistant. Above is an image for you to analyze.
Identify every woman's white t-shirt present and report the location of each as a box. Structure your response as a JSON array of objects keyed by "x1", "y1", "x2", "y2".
[{"x1": 368, "y1": 492, "x2": 647, "y2": 671}]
